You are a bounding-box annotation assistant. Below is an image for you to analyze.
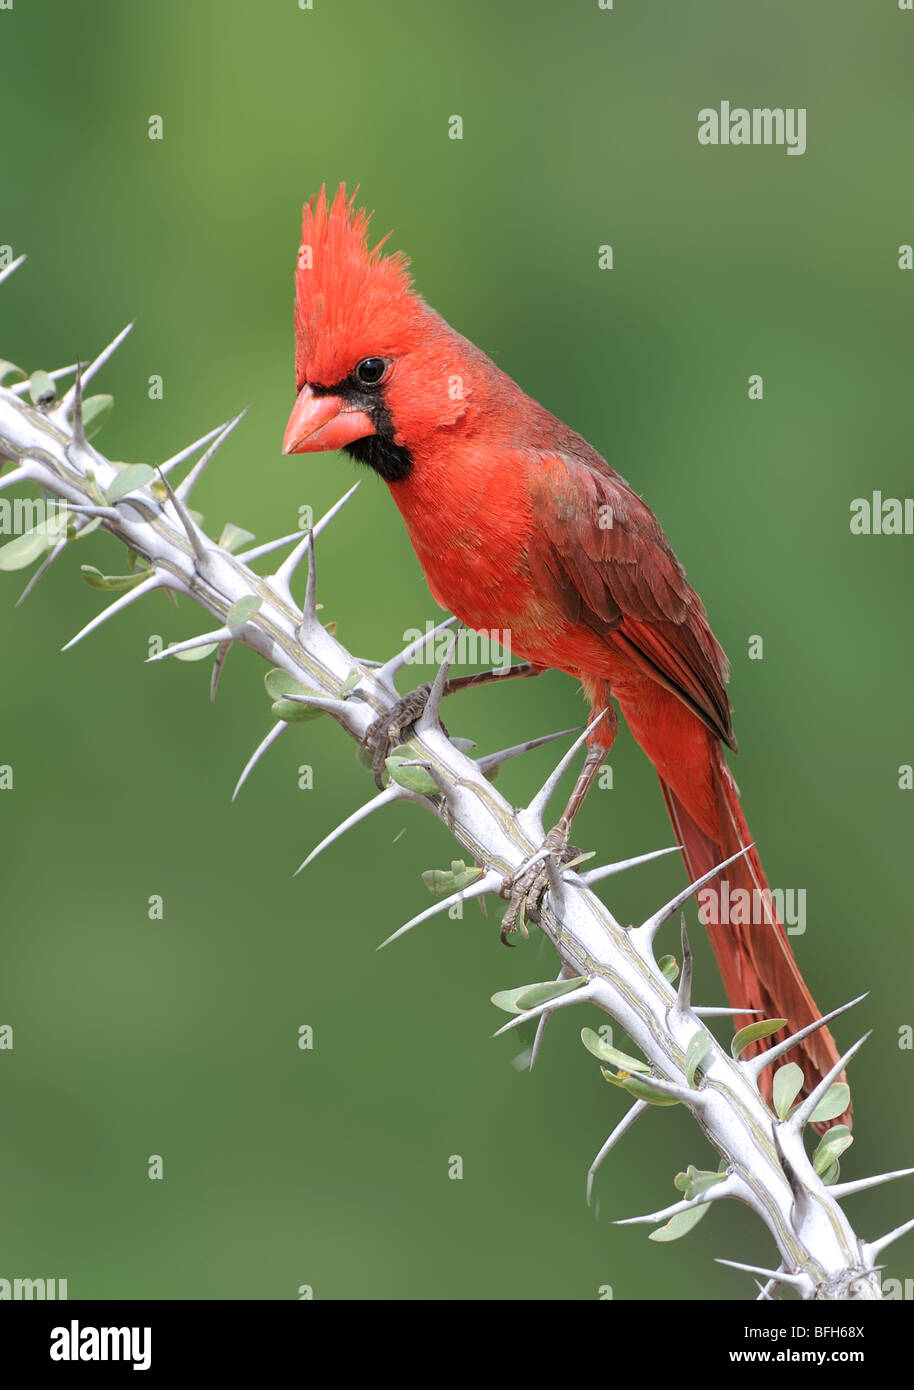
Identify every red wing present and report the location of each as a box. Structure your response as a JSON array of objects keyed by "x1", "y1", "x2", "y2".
[{"x1": 527, "y1": 452, "x2": 736, "y2": 749}]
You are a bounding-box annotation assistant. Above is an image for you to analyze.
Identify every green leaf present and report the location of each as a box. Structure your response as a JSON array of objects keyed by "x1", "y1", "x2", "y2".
[
  {"x1": 339, "y1": 669, "x2": 361, "y2": 698},
  {"x1": 173, "y1": 642, "x2": 219, "y2": 662},
  {"x1": 601, "y1": 1068, "x2": 680, "y2": 1106},
  {"x1": 72, "y1": 516, "x2": 103, "y2": 540},
  {"x1": 81, "y1": 394, "x2": 113, "y2": 439},
  {"x1": 513, "y1": 977, "x2": 587, "y2": 1011},
  {"x1": 0, "y1": 511, "x2": 69, "y2": 570},
  {"x1": 0, "y1": 360, "x2": 26, "y2": 385},
  {"x1": 807, "y1": 1083, "x2": 851, "y2": 1127},
  {"x1": 773, "y1": 1062, "x2": 804, "y2": 1120},
  {"x1": 106, "y1": 464, "x2": 155, "y2": 502},
  {"x1": 263, "y1": 669, "x2": 326, "y2": 722},
  {"x1": 449, "y1": 737, "x2": 477, "y2": 754},
  {"x1": 812, "y1": 1124, "x2": 853, "y2": 1178},
  {"x1": 562, "y1": 849, "x2": 597, "y2": 871},
  {"x1": 422, "y1": 861, "x2": 483, "y2": 896},
  {"x1": 491, "y1": 985, "x2": 534, "y2": 1016},
  {"x1": 731, "y1": 1018, "x2": 787, "y2": 1059},
  {"x1": 685, "y1": 1029, "x2": 711, "y2": 1087},
  {"x1": 82, "y1": 470, "x2": 108, "y2": 507},
  {"x1": 658, "y1": 954, "x2": 679, "y2": 983},
  {"x1": 226, "y1": 594, "x2": 262, "y2": 626},
  {"x1": 385, "y1": 753, "x2": 440, "y2": 797},
  {"x1": 818, "y1": 1158, "x2": 842, "y2": 1186},
  {"x1": 422, "y1": 868, "x2": 453, "y2": 896},
  {"x1": 264, "y1": 668, "x2": 307, "y2": 700},
  {"x1": 29, "y1": 369, "x2": 55, "y2": 404},
  {"x1": 218, "y1": 522, "x2": 256, "y2": 554},
  {"x1": 270, "y1": 698, "x2": 324, "y2": 723},
  {"x1": 649, "y1": 1204, "x2": 710, "y2": 1242},
  {"x1": 80, "y1": 564, "x2": 147, "y2": 592},
  {"x1": 450, "y1": 859, "x2": 484, "y2": 890},
  {"x1": 674, "y1": 1165, "x2": 727, "y2": 1200},
  {"x1": 580, "y1": 1027, "x2": 650, "y2": 1074}
]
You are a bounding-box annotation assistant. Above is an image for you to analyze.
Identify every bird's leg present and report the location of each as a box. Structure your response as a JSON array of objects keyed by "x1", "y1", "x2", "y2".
[
  {"x1": 501, "y1": 737, "x2": 611, "y2": 944},
  {"x1": 363, "y1": 662, "x2": 544, "y2": 788}
]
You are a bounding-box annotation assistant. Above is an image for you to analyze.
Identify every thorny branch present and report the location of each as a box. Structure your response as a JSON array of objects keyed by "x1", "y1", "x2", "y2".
[{"x1": 0, "y1": 266, "x2": 909, "y2": 1299}]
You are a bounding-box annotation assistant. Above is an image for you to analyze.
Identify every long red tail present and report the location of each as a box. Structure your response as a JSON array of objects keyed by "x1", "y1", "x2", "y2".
[{"x1": 658, "y1": 742, "x2": 850, "y2": 1128}]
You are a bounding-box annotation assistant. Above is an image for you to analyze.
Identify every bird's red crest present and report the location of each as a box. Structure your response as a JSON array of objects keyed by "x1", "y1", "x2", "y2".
[{"x1": 294, "y1": 184, "x2": 425, "y2": 388}]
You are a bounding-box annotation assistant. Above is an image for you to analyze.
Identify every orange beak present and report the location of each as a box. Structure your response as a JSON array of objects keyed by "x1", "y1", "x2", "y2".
[{"x1": 282, "y1": 385, "x2": 376, "y2": 455}]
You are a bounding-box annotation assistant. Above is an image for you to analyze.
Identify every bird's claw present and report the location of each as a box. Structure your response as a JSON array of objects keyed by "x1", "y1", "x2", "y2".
[
  {"x1": 500, "y1": 825, "x2": 579, "y2": 944},
  {"x1": 363, "y1": 685, "x2": 450, "y2": 789}
]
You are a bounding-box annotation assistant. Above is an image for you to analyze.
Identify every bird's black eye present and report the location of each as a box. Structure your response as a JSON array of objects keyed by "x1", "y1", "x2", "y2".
[{"x1": 354, "y1": 357, "x2": 390, "y2": 387}]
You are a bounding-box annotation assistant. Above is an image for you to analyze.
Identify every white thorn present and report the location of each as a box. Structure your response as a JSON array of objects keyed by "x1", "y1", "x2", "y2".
[
  {"x1": 787, "y1": 1032, "x2": 870, "y2": 1132},
  {"x1": 153, "y1": 464, "x2": 207, "y2": 564},
  {"x1": 145, "y1": 627, "x2": 232, "y2": 662},
  {"x1": 175, "y1": 409, "x2": 247, "y2": 500},
  {"x1": 628, "y1": 1071, "x2": 708, "y2": 1106},
  {"x1": 864, "y1": 1215, "x2": 914, "y2": 1262},
  {"x1": 693, "y1": 1006, "x2": 765, "y2": 1018},
  {"x1": 529, "y1": 1010, "x2": 551, "y2": 1070},
  {"x1": 0, "y1": 252, "x2": 27, "y2": 286},
  {"x1": 634, "y1": 845, "x2": 753, "y2": 950},
  {"x1": 528, "y1": 967, "x2": 568, "y2": 1070},
  {"x1": 614, "y1": 1174, "x2": 736, "y2": 1226},
  {"x1": 491, "y1": 981, "x2": 596, "y2": 1037},
  {"x1": 16, "y1": 528, "x2": 75, "y2": 606},
  {"x1": 157, "y1": 422, "x2": 227, "y2": 478},
  {"x1": 61, "y1": 573, "x2": 163, "y2": 651},
  {"x1": 9, "y1": 362, "x2": 80, "y2": 395},
  {"x1": 272, "y1": 533, "x2": 312, "y2": 604},
  {"x1": 302, "y1": 531, "x2": 317, "y2": 627},
  {"x1": 415, "y1": 632, "x2": 457, "y2": 733},
  {"x1": 60, "y1": 322, "x2": 134, "y2": 408},
  {"x1": 270, "y1": 482, "x2": 360, "y2": 605},
  {"x1": 715, "y1": 1259, "x2": 809, "y2": 1289},
  {"x1": 296, "y1": 784, "x2": 408, "y2": 873},
  {"x1": 586, "y1": 1101, "x2": 649, "y2": 1205},
  {"x1": 578, "y1": 844, "x2": 681, "y2": 887},
  {"x1": 68, "y1": 360, "x2": 88, "y2": 449},
  {"x1": 210, "y1": 640, "x2": 232, "y2": 702},
  {"x1": 377, "y1": 615, "x2": 459, "y2": 688},
  {"x1": 477, "y1": 727, "x2": 580, "y2": 777},
  {"x1": 755, "y1": 1280, "x2": 775, "y2": 1301},
  {"x1": 829, "y1": 1168, "x2": 914, "y2": 1200},
  {"x1": 314, "y1": 479, "x2": 362, "y2": 533},
  {"x1": 238, "y1": 529, "x2": 308, "y2": 565},
  {"x1": 748, "y1": 993, "x2": 870, "y2": 1078},
  {"x1": 281, "y1": 690, "x2": 351, "y2": 716},
  {"x1": 526, "y1": 710, "x2": 606, "y2": 828},
  {"x1": 64, "y1": 503, "x2": 119, "y2": 519},
  {"x1": 377, "y1": 869, "x2": 501, "y2": 949},
  {"x1": 674, "y1": 914, "x2": 692, "y2": 1015},
  {"x1": 0, "y1": 464, "x2": 33, "y2": 491},
  {"x1": 232, "y1": 721, "x2": 289, "y2": 802}
]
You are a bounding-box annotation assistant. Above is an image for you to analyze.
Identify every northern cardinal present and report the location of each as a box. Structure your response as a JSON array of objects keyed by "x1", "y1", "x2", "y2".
[{"x1": 283, "y1": 184, "x2": 847, "y2": 1121}]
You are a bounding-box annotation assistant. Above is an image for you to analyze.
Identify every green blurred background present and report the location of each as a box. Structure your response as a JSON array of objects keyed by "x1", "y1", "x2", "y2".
[{"x1": 1, "y1": 0, "x2": 911, "y2": 1300}]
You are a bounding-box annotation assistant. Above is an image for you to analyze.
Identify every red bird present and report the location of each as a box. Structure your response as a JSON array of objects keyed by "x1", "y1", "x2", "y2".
[{"x1": 283, "y1": 185, "x2": 846, "y2": 1120}]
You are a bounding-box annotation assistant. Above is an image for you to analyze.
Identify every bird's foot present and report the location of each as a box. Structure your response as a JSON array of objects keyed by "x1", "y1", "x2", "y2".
[
  {"x1": 500, "y1": 825, "x2": 580, "y2": 944},
  {"x1": 363, "y1": 685, "x2": 450, "y2": 789}
]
